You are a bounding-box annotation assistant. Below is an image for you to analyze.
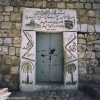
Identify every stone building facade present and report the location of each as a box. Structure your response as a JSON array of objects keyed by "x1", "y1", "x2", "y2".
[{"x1": 0, "y1": 0, "x2": 100, "y2": 91}]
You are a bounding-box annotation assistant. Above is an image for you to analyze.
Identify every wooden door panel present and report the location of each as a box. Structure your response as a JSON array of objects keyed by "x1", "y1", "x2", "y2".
[
  {"x1": 36, "y1": 32, "x2": 63, "y2": 82},
  {"x1": 36, "y1": 33, "x2": 50, "y2": 82},
  {"x1": 50, "y1": 33, "x2": 63, "y2": 82}
]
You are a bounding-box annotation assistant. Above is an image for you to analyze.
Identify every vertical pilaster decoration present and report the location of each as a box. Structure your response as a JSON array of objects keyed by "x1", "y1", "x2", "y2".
[
  {"x1": 63, "y1": 32, "x2": 78, "y2": 89},
  {"x1": 20, "y1": 30, "x2": 36, "y2": 91},
  {"x1": 20, "y1": 9, "x2": 36, "y2": 92}
]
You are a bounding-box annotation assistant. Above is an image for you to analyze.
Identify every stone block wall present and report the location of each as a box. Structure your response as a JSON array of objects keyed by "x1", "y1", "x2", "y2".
[
  {"x1": 0, "y1": 0, "x2": 100, "y2": 90},
  {"x1": 78, "y1": 32, "x2": 100, "y2": 89}
]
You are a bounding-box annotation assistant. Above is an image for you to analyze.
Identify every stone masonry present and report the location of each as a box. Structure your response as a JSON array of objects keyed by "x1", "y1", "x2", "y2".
[{"x1": 0, "y1": 0, "x2": 100, "y2": 90}]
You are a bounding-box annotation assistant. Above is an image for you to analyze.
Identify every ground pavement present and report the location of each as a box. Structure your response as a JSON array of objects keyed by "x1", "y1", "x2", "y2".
[{"x1": 0, "y1": 89, "x2": 99, "y2": 100}]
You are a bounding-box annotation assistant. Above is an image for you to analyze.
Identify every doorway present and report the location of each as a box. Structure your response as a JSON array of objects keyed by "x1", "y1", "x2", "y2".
[{"x1": 36, "y1": 32, "x2": 63, "y2": 83}]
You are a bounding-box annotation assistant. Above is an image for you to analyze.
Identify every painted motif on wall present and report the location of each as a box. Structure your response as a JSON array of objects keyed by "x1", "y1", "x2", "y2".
[
  {"x1": 22, "y1": 30, "x2": 35, "y2": 61},
  {"x1": 66, "y1": 63, "x2": 77, "y2": 85},
  {"x1": 21, "y1": 61, "x2": 34, "y2": 84},
  {"x1": 65, "y1": 32, "x2": 77, "y2": 64},
  {"x1": 64, "y1": 20, "x2": 73, "y2": 29},
  {"x1": 25, "y1": 18, "x2": 41, "y2": 28},
  {"x1": 22, "y1": 9, "x2": 77, "y2": 31},
  {"x1": 63, "y1": 32, "x2": 78, "y2": 86},
  {"x1": 20, "y1": 30, "x2": 36, "y2": 86}
]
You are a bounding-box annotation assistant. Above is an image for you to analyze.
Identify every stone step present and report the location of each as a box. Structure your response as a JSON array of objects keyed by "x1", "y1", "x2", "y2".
[
  {"x1": 0, "y1": 88, "x2": 11, "y2": 100},
  {"x1": 85, "y1": 84, "x2": 100, "y2": 99},
  {"x1": 0, "y1": 92, "x2": 12, "y2": 100},
  {"x1": 0, "y1": 92, "x2": 11, "y2": 96},
  {"x1": 0, "y1": 88, "x2": 8, "y2": 95}
]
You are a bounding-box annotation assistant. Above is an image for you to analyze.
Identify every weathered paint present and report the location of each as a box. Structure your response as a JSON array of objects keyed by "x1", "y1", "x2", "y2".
[
  {"x1": 20, "y1": 8, "x2": 77, "y2": 92},
  {"x1": 36, "y1": 33, "x2": 51, "y2": 82},
  {"x1": 50, "y1": 33, "x2": 63, "y2": 82},
  {"x1": 36, "y1": 32, "x2": 63, "y2": 82}
]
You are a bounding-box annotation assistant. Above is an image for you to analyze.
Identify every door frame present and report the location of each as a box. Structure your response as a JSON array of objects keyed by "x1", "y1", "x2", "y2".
[
  {"x1": 20, "y1": 30, "x2": 78, "y2": 91},
  {"x1": 20, "y1": 8, "x2": 78, "y2": 92}
]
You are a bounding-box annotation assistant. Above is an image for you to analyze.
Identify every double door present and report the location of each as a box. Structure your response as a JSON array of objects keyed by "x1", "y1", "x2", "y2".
[{"x1": 36, "y1": 32, "x2": 63, "y2": 82}]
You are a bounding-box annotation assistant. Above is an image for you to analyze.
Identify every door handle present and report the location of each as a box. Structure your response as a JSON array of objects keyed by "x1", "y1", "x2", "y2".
[{"x1": 50, "y1": 49, "x2": 55, "y2": 54}]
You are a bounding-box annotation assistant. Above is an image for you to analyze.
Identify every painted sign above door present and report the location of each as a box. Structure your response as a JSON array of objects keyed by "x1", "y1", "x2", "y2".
[{"x1": 22, "y1": 8, "x2": 77, "y2": 31}]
